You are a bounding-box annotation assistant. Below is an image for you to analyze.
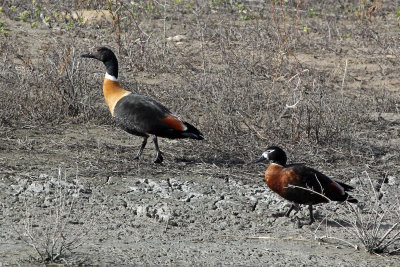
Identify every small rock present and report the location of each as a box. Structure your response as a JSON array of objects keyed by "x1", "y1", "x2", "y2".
[
  {"x1": 136, "y1": 205, "x2": 148, "y2": 216},
  {"x1": 155, "y1": 205, "x2": 171, "y2": 222},
  {"x1": 10, "y1": 184, "x2": 24, "y2": 195},
  {"x1": 127, "y1": 186, "x2": 138, "y2": 193},
  {"x1": 80, "y1": 188, "x2": 92, "y2": 194},
  {"x1": 119, "y1": 199, "x2": 128, "y2": 208},
  {"x1": 387, "y1": 176, "x2": 398, "y2": 186},
  {"x1": 168, "y1": 220, "x2": 178, "y2": 227},
  {"x1": 350, "y1": 178, "x2": 360, "y2": 185},
  {"x1": 26, "y1": 181, "x2": 44, "y2": 194},
  {"x1": 39, "y1": 174, "x2": 49, "y2": 179},
  {"x1": 166, "y1": 35, "x2": 187, "y2": 42}
]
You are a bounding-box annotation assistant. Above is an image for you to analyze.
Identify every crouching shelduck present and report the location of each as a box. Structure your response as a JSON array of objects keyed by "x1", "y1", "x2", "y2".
[
  {"x1": 255, "y1": 146, "x2": 357, "y2": 224},
  {"x1": 81, "y1": 47, "x2": 203, "y2": 163}
]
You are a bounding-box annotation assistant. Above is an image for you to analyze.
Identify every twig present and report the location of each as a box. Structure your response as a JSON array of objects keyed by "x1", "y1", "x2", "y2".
[
  {"x1": 341, "y1": 58, "x2": 348, "y2": 102},
  {"x1": 286, "y1": 184, "x2": 331, "y2": 203},
  {"x1": 315, "y1": 235, "x2": 359, "y2": 250},
  {"x1": 154, "y1": 0, "x2": 168, "y2": 56},
  {"x1": 219, "y1": 234, "x2": 309, "y2": 242}
]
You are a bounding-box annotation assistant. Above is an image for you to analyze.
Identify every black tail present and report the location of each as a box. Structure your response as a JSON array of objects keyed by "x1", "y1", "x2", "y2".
[
  {"x1": 345, "y1": 194, "x2": 358, "y2": 203},
  {"x1": 336, "y1": 181, "x2": 355, "y2": 191},
  {"x1": 337, "y1": 181, "x2": 358, "y2": 203},
  {"x1": 182, "y1": 122, "x2": 204, "y2": 140}
]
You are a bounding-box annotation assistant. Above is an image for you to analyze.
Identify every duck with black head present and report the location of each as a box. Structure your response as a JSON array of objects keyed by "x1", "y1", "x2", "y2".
[
  {"x1": 81, "y1": 47, "x2": 203, "y2": 163},
  {"x1": 256, "y1": 146, "x2": 358, "y2": 224}
]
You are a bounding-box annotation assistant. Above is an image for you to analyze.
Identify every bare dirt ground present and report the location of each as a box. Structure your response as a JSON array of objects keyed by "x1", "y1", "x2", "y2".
[
  {"x1": 0, "y1": 0, "x2": 400, "y2": 265},
  {"x1": 1, "y1": 123, "x2": 399, "y2": 265},
  {"x1": 0, "y1": 125, "x2": 399, "y2": 266}
]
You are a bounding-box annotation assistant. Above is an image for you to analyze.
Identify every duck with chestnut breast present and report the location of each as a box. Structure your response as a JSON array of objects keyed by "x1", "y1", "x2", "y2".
[
  {"x1": 81, "y1": 47, "x2": 203, "y2": 163},
  {"x1": 256, "y1": 146, "x2": 357, "y2": 224}
]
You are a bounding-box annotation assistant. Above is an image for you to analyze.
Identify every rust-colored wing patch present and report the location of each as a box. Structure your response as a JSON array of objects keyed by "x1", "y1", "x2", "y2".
[
  {"x1": 326, "y1": 181, "x2": 345, "y2": 195},
  {"x1": 285, "y1": 168, "x2": 301, "y2": 185},
  {"x1": 160, "y1": 114, "x2": 186, "y2": 131}
]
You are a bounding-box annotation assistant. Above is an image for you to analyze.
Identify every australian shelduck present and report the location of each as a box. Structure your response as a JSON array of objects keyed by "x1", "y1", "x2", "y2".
[
  {"x1": 256, "y1": 146, "x2": 358, "y2": 224},
  {"x1": 81, "y1": 47, "x2": 203, "y2": 163}
]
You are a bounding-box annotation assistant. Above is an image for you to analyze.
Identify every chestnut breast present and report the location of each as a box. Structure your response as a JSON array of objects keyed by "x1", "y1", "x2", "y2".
[
  {"x1": 264, "y1": 163, "x2": 300, "y2": 198},
  {"x1": 103, "y1": 78, "x2": 131, "y2": 116},
  {"x1": 265, "y1": 163, "x2": 332, "y2": 205}
]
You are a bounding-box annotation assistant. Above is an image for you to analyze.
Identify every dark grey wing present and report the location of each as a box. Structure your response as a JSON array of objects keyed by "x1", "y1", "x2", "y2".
[
  {"x1": 134, "y1": 95, "x2": 172, "y2": 114},
  {"x1": 287, "y1": 164, "x2": 348, "y2": 202},
  {"x1": 113, "y1": 94, "x2": 171, "y2": 136}
]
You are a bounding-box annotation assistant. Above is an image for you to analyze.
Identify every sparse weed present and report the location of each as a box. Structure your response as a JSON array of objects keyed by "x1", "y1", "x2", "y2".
[
  {"x1": 0, "y1": 41, "x2": 104, "y2": 125},
  {"x1": 11, "y1": 168, "x2": 96, "y2": 263},
  {"x1": 233, "y1": 3, "x2": 249, "y2": 21},
  {"x1": 314, "y1": 172, "x2": 400, "y2": 255},
  {"x1": 67, "y1": 20, "x2": 74, "y2": 30},
  {"x1": 0, "y1": 27, "x2": 8, "y2": 35},
  {"x1": 0, "y1": 21, "x2": 8, "y2": 36},
  {"x1": 0, "y1": 0, "x2": 395, "y2": 151},
  {"x1": 345, "y1": 173, "x2": 400, "y2": 254},
  {"x1": 19, "y1": 10, "x2": 30, "y2": 22}
]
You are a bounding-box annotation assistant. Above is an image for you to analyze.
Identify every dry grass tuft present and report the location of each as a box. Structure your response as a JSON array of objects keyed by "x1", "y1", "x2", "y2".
[
  {"x1": 10, "y1": 168, "x2": 96, "y2": 263},
  {"x1": 344, "y1": 172, "x2": 400, "y2": 254},
  {"x1": 314, "y1": 172, "x2": 400, "y2": 255}
]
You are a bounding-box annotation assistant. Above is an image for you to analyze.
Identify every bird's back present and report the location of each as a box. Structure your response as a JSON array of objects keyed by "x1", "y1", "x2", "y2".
[
  {"x1": 113, "y1": 93, "x2": 170, "y2": 135},
  {"x1": 265, "y1": 163, "x2": 354, "y2": 205}
]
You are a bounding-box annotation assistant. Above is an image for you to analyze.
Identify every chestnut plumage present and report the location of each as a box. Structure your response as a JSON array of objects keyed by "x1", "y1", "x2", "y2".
[{"x1": 256, "y1": 146, "x2": 357, "y2": 224}]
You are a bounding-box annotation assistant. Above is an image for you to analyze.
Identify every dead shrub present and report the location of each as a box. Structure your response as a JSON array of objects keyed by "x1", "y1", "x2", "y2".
[
  {"x1": 0, "y1": 39, "x2": 108, "y2": 126},
  {"x1": 344, "y1": 172, "x2": 400, "y2": 254},
  {"x1": 0, "y1": 0, "x2": 397, "y2": 163},
  {"x1": 10, "y1": 168, "x2": 97, "y2": 263},
  {"x1": 314, "y1": 172, "x2": 400, "y2": 255}
]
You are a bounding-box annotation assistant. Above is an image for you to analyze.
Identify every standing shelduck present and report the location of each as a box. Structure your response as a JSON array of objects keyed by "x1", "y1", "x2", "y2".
[
  {"x1": 81, "y1": 47, "x2": 203, "y2": 163},
  {"x1": 256, "y1": 146, "x2": 358, "y2": 224}
]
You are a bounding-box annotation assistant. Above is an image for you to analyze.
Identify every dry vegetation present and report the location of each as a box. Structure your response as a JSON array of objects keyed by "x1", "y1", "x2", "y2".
[
  {"x1": 0, "y1": 0, "x2": 399, "y2": 264},
  {"x1": 1, "y1": 0, "x2": 380, "y2": 149},
  {"x1": 10, "y1": 168, "x2": 95, "y2": 263}
]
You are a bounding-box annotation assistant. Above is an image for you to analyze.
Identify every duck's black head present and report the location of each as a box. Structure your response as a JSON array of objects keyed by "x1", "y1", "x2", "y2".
[
  {"x1": 81, "y1": 46, "x2": 116, "y2": 62},
  {"x1": 81, "y1": 46, "x2": 118, "y2": 78},
  {"x1": 255, "y1": 146, "x2": 287, "y2": 166}
]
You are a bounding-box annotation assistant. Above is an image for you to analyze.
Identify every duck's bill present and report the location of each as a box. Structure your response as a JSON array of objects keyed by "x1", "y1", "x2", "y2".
[
  {"x1": 80, "y1": 52, "x2": 94, "y2": 58},
  {"x1": 254, "y1": 156, "x2": 266, "y2": 163}
]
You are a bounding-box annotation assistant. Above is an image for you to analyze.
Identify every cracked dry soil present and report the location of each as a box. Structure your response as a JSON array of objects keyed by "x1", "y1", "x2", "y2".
[{"x1": 1, "y1": 124, "x2": 399, "y2": 265}]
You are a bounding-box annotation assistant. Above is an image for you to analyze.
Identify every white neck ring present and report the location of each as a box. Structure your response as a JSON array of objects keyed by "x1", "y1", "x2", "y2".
[{"x1": 105, "y1": 72, "x2": 118, "y2": 81}]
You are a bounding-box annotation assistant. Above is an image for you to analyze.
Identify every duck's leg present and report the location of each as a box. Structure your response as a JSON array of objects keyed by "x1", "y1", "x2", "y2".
[
  {"x1": 285, "y1": 204, "x2": 296, "y2": 217},
  {"x1": 134, "y1": 136, "x2": 148, "y2": 160},
  {"x1": 308, "y1": 205, "x2": 315, "y2": 225},
  {"x1": 285, "y1": 203, "x2": 300, "y2": 217},
  {"x1": 152, "y1": 135, "x2": 163, "y2": 163}
]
